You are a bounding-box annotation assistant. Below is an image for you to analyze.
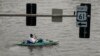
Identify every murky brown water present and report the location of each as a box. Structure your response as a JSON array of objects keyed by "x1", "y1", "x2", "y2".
[{"x1": 0, "y1": 0, "x2": 100, "y2": 56}]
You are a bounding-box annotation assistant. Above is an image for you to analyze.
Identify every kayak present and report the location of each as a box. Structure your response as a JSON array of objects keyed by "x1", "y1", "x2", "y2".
[{"x1": 15, "y1": 40, "x2": 58, "y2": 46}]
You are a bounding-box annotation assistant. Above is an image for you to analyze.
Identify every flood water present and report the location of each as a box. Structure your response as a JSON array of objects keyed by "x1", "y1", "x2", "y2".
[{"x1": 0, "y1": 0, "x2": 100, "y2": 56}]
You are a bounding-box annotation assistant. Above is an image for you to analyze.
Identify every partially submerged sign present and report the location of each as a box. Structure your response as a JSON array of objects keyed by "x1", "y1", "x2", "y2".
[
  {"x1": 52, "y1": 9, "x2": 63, "y2": 22},
  {"x1": 26, "y1": 3, "x2": 37, "y2": 26},
  {"x1": 76, "y1": 6, "x2": 88, "y2": 27}
]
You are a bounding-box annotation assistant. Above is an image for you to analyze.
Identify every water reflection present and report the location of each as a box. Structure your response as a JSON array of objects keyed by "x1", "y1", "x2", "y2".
[
  {"x1": 27, "y1": 46, "x2": 43, "y2": 55},
  {"x1": 27, "y1": 45, "x2": 58, "y2": 55}
]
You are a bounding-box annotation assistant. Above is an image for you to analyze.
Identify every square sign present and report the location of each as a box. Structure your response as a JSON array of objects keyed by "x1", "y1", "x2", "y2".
[
  {"x1": 52, "y1": 9, "x2": 63, "y2": 22},
  {"x1": 77, "y1": 6, "x2": 87, "y2": 12},
  {"x1": 76, "y1": 22, "x2": 87, "y2": 27},
  {"x1": 76, "y1": 6, "x2": 87, "y2": 27}
]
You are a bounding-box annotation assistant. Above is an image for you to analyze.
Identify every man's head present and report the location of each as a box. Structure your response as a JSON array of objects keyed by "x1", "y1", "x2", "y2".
[{"x1": 30, "y1": 34, "x2": 33, "y2": 38}]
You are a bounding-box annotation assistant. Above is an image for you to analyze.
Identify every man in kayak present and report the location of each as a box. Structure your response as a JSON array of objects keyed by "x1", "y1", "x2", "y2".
[
  {"x1": 23, "y1": 34, "x2": 44, "y2": 44},
  {"x1": 27, "y1": 34, "x2": 37, "y2": 44}
]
